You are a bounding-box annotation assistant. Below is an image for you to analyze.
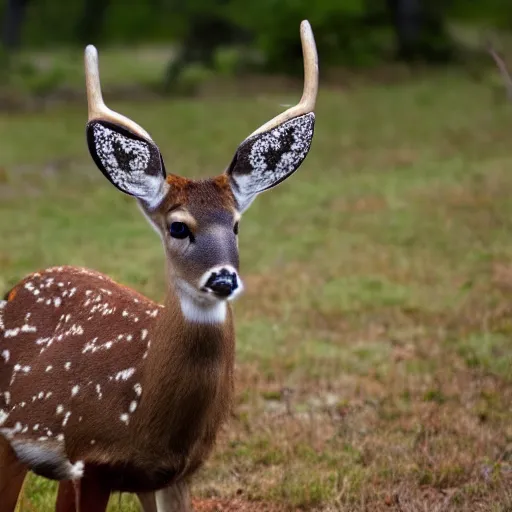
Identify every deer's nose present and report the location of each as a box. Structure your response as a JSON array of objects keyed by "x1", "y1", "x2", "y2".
[{"x1": 204, "y1": 268, "x2": 239, "y2": 298}]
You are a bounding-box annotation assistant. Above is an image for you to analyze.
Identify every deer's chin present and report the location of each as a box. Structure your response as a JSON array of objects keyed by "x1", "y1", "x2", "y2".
[
  {"x1": 199, "y1": 284, "x2": 244, "y2": 303},
  {"x1": 175, "y1": 278, "x2": 224, "y2": 306}
]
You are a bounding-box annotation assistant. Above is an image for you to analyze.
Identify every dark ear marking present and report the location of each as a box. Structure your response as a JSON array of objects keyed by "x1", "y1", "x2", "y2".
[
  {"x1": 226, "y1": 113, "x2": 315, "y2": 212},
  {"x1": 86, "y1": 120, "x2": 168, "y2": 209}
]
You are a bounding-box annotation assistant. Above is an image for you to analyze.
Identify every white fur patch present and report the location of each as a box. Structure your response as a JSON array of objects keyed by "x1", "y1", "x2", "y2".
[{"x1": 178, "y1": 294, "x2": 227, "y2": 324}]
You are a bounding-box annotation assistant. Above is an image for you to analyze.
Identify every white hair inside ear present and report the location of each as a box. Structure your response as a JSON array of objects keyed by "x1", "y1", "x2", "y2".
[
  {"x1": 227, "y1": 113, "x2": 315, "y2": 213},
  {"x1": 87, "y1": 121, "x2": 169, "y2": 210}
]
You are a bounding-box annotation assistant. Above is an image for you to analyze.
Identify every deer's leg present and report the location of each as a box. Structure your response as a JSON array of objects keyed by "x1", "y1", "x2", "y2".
[
  {"x1": 55, "y1": 473, "x2": 111, "y2": 512},
  {"x1": 0, "y1": 436, "x2": 28, "y2": 512},
  {"x1": 152, "y1": 482, "x2": 192, "y2": 512},
  {"x1": 137, "y1": 492, "x2": 157, "y2": 512}
]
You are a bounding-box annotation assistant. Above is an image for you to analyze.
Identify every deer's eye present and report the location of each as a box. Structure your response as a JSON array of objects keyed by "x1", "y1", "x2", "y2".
[
  {"x1": 170, "y1": 222, "x2": 191, "y2": 240},
  {"x1": 234, "y1": 222, "x2": 239, "y2": 235}
]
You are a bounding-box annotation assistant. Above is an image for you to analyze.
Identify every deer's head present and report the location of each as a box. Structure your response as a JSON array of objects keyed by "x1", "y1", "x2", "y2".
[{"x1": 84, "y1": 21, "x2": 318, "y2": 322}]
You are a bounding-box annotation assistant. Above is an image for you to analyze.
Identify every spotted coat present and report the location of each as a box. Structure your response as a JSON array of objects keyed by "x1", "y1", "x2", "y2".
[{"x1": 0, "y1": 265, "x2": 235, "y2": 490}]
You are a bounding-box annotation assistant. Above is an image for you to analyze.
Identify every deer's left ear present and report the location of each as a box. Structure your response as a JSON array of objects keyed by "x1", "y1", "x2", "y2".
[
  {"x1": 226, "y1": 113, "x2": 315, "y2": 212},
  {"x1": 224, "y1": 20, "x2": 318, "y2": 213}
]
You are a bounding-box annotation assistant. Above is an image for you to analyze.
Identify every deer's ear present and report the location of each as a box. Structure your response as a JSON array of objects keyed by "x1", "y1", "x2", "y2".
[
  {"x1": 225, "y1": 113, "x2": 315, "y2": 212},
  {"x1": 86, "y1": 120, "x2": 168, "y2": 210}
]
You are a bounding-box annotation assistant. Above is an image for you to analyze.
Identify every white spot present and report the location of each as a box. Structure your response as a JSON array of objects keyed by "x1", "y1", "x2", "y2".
[
  {"x1": 120, "y1": 413, "x2": 129, "y2": 425},
  {"x1": 1, "y1": 350, "x2": 10, "y2": 362},
  {"x1": 56, "y1": 405, "x2": 64, "y2": 415},
  {"x1": 64, "y1": 362, "x2": 71, "y2": 370},
  {"x1": 46, "y1": 365, "x2": 53, "y2": 373},
  {"x1": 95, "y1": 384, "x2": 103, "y2": 399},
  {"x1": 5, "y1": 328, "x2": 20, "y2": 338},
  {"x1": 90, "y1": 439, "x2": 96, "y2": 445},
  {"x1": 54, "y1": 297, "x2": 62, "y2": 307},
  {"x1": 69, "y1": 461, "x2": 84, "y2": 480},
  {"x1": 71, "y1": 385, "x2": 80, "y2": 397},
  {"x1": 57, "y1": 434, "x2": 64, "y2": 442},
  {"x1": 62, "y1": 411, "x2": 71, "y2": 427},
  {"x1": 134, "y1": 383, "x2": 142, "y2": 396},
  {"x1": 69, "y1": 324, "x2": 83, "y2": 335},
  {"x1": 114, "y1": 368, "x2": 136, "y2": 381},
  {"x1": 141, "y1": 329, "x2": 148, "y2": 340},
  {"x1": 0, "y1": 409, "x2": 8, "y2": 426},
  {"x1": 38, "y1": 392, "x2": 44, "y2": 399},
  {"x1": 33, "y1": 424, "x2": 39, "y2": 431},
  {"x1": 129, "y1": 401, "x2": 138, "y2": 413}
]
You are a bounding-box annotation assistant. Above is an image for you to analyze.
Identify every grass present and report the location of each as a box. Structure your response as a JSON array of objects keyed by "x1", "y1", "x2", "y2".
[{"x1": 1, "y1": 60, "x2": 512, "y2": 511}]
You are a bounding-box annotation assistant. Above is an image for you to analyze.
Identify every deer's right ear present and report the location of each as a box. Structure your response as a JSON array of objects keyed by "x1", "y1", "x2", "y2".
[
  {"x1": 84, "y1": 45, "x2": 168, "y2": 210},
  {"x1": 86, "y1": 120, "x2": 168, "y2": 210}
]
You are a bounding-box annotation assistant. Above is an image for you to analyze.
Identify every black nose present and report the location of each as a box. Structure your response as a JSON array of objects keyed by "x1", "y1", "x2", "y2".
[{"x1": 205, "y1": 269, "x2": 238, "y2": 298}]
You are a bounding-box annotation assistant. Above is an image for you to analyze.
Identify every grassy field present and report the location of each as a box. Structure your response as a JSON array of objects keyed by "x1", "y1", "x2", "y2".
[{"x1": 1, "y1": 65, "x2": 512, "y2": 511}]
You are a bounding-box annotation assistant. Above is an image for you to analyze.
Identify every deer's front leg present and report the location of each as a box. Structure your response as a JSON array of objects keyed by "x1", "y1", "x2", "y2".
[
  {"x1": 55, "y1": 474, "x2": 111, "y2": 512},
  {"x1": 138, "y1": 482, "x2": 192, "y2": 512}
]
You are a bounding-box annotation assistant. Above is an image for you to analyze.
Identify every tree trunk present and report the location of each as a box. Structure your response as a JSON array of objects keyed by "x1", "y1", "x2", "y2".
[
  {"x1": 387, "y1": 0, "x2": 454, "y2": 63},
  {"x1": 2, "y1": 0, "x2": 30, "y2": 50},
  {"x1": 76, "y1": 0, "x2": 109, "y2": 45}
]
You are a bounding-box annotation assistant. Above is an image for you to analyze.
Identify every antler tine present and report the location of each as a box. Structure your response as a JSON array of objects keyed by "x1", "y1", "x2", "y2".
[
  {"x1": 84, "y1": 45, "x2": 152, "y2": 140},
  {"x1": 247, "y1": 20, "x2": 318, "y2": 139}
]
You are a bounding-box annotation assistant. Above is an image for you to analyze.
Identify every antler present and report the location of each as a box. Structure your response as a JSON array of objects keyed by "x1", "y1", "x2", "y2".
[
  {"x1": 84, "y1": 45, "x2": 152, "y2": 140},
  {"x1": 247, "y1": 20, "x2": 319, "y2": 138}
]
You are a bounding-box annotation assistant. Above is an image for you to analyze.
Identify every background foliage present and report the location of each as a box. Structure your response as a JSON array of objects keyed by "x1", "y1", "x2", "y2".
[{"x1": 1, "y1": 0, "x2": 512, "y2": 78}]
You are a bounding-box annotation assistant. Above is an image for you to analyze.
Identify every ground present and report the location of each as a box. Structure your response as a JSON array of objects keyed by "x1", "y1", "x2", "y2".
[{"x1": 1, "y1": 55, "x2": 511, "y2": 511}]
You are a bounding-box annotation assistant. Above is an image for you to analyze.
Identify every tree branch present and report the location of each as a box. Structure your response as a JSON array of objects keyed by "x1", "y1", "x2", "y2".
[{"x1": 488, "y1": 42, "x2": 512, "y2": 101}]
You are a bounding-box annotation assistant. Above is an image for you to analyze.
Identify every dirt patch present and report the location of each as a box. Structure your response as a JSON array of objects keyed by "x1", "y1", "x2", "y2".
[{"x1": 192, "y1": 498, "x2": 293, "y2": 512}]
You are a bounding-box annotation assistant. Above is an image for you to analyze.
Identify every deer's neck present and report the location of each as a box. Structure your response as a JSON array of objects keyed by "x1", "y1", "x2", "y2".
[{"x1": 135, "y1": 283, "x2": 235, "y2": 453}]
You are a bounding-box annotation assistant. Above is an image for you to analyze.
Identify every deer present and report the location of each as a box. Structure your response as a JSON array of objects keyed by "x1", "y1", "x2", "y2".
[{"x1": 0, "y1": 20, "x2": 318, "y2": 512}]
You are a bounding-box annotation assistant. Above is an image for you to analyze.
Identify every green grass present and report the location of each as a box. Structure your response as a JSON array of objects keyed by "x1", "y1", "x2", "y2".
[{"x1": 2, "y1": 63, "x2": 512, "y2": 511}]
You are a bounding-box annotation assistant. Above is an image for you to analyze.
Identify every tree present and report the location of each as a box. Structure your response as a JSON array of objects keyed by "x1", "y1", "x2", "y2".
[
  {"x1": 75, "y1": 0, "x2": 110, "y2": 45},
  {"x1": 2, "y1": 0, "x2": 31, "y2": 50},
  {"x1": 386, "y1": 0, "x2": 454, "y2": 62}
]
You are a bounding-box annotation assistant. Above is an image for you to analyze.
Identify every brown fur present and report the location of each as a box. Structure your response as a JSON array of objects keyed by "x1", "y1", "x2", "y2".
[
  {"x1": 160, "y1": 175, "x2": 236, "y2": 213},
  {"x1": 0, "y1": 177, "x2": 239, "y2": 511}
]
